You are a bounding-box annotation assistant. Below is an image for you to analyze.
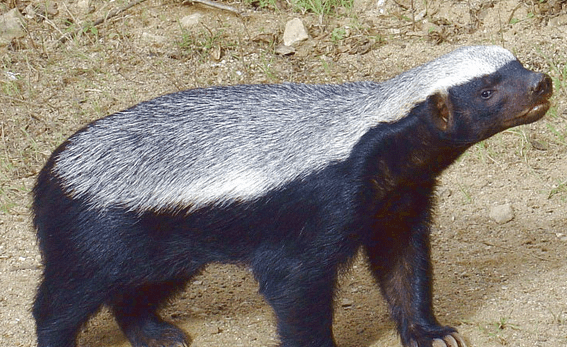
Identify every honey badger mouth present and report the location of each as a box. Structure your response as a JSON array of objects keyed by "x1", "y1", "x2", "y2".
[{"x1": 504, "y1": 100, "x2": 551, "y2": 128}]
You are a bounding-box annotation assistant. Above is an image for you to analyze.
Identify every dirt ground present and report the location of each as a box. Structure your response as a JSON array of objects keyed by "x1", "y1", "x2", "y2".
[{"x1": 1, "y1": 0, "x2": 566, "y2": 346}]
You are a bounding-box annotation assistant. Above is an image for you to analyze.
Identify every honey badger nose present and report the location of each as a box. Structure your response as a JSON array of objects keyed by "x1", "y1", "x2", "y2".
[{"x1": 531, "y1": 73, "x2": 553, "y2": 97}]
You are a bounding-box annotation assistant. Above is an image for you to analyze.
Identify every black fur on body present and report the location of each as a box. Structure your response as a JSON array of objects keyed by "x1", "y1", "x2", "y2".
[{"x1": 32, "y1": 46, "x2": 552, "y2": 347}]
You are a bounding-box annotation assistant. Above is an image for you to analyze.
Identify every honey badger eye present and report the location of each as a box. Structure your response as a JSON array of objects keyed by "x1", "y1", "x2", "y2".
[{"x1": 480, "y1": 90, "x2": 494, "y2": 99}]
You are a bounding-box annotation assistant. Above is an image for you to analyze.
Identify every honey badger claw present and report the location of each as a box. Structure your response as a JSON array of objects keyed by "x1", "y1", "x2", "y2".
[{"x1": 431, "y1": 333, "x2": 468, "y2": 347}]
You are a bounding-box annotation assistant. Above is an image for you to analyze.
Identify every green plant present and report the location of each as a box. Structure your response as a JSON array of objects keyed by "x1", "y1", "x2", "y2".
[
  {"x1": 510, "y1": 12, "x2": 534, "y2": 25},
  {"x1": 474, "y1": 316, "x2": 519, "y2": 345},
  {"x1": 320, "y1": 57, "x2": 332, "y2": 76},
  {"x1": 538, "y1": 49, "x2": 567, "y2": 97},
  {"x1": 0, "y1": 79, "x2": 20, "y2": 97},
  {"x1": 548, "y1": 179, "x2": 567, "y2": 199},
  {"x1": 494, "y1": 317, "x2": 518, "y2": 331},
  {"x1": 473, "y1": 139, "x2": 498, "y2": 164},
  {"x1": 177, "y1": 25, "x2": 232, "y2": 61},
  {"x1": 244, "y1": 0, "x2": 279, "y2": 10},
  {"x1": 504, "y1": 127, "x2": 535, "y2": 161},
  {"x1": 82, "y1": 23, "x2": 99, "y2": 37},
  {"x1": 331, "y1": 27, "x2": 346, "y2": 44},
  {"x1": 259, "y1": 53, "x2": 278, "y2": 81},
  {"x1": 546, "y1": 122, "x2": 566, "y2": 145},
  {"x1": 549, "y1": 308, "x2": 567, "y2": 324},
  {"x1": 457, "y1": 182, "x2": 472, "y2": 204},
  {"x1": 290, "y1": 0, "x2": 353, "y2": 15}
]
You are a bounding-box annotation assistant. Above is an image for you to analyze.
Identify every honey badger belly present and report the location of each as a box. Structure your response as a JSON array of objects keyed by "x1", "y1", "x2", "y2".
[{"x1": 32, "y1": 45, "x2": 552, "y2": 347}]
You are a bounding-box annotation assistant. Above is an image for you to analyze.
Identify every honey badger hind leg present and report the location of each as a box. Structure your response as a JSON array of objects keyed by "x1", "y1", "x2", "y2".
[
  {"x1": 34, "y1": 272, "x2": 110, "y2": 347},
  {"x1": 252, "y1": 252, "x2": 339, "y2": 347},
  {"x1": 110, "y1": 279, "x2": 191, "y2": 347}
]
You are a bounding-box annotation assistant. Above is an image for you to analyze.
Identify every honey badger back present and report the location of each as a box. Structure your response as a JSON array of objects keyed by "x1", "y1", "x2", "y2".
[{"x1": 32, "y1": 46, "x2": 552, "y2": 347}]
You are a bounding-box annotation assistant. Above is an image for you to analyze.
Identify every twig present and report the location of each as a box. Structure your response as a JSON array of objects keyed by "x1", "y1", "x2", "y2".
[
  {"x1": 182, "y1": 0, "x2": 241, "y2": 15},
  {"x1": 392, "y1": 0, "x2": 409, "y2": 10},
  {"x1": 481, "y1": 241, "x2": 548, "y2": 262},
  {"x1": 57, "y1": 0, "x2": 148, "y2": 44},
  {"x1": 507, "y1": 3, "x2": 523, "y2": 26},
  {"x1": 92, "y1": 0, "x2": 148, "y2": 27}
]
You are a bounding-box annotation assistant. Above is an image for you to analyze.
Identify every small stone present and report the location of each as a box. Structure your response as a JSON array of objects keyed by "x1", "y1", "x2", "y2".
[
  {"x1": 489, "y1": 203, "x2": 514, "y2": 224},
  {"x1": 437, "y1": 188, "x2": 452, "y2": 199},
  {"x1": 210, "y1": 45, "x2": 221, "y2": 61},
  {"x1": 141, "y1": 32, "x2": 167, "y2": 44},
  {"x1": 205, "y1": 325, "x2": 221, "y2": 334},
  {"x1": 548, "y1": 14, "x2": 567, "y2": 27},
  {"x1": 275, "y1": 44, "x2": 295, "y2": 55},
  {"x1": 0, "y1": 8, "x2": 26, "y2": 43},
  {"x1": 36, "y1": 2, "x2": 59, "y2": 18},
  {"x1": 253, "y1": 33, "x2": 275, "y2": 44},
  {"x1": 23, "y1": 4, "x2": 36, "y2": 19},
  {"x1": 180, "y1": 13, "x2": 204, "y2": 28},
  {"x1": 283, "y1": 18, "x2": 308, "y2": 47},
  {"x1": 341, "y1": 298, "x2": 353, "y2": 307},
  {"x1": 74, "y1": 0, "x2": 95, "y2": 15},
  {"x1": 529, "y1": 139, "x2": 548, "y2": 151},
  {"x1": 414, "y1": 9, "x2": 427, "y2": 21}
]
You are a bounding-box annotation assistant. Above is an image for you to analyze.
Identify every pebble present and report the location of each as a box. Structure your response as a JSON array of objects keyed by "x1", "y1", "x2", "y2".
[
  {"x1": 489, "y1": 203, "x2": 514, "y2": 224},
  {"x1": 180, "y1": 13, "x2": 204, "y2": 28},
  {"x1": 283, "y1": 18, "x2": 308, "y2": 47},
  {"x1": 341, "y1": 298, "x2": 353, "y2": 307},
  {"x1": 548, "y1": 14, "x2": 567, "y2": 27},
  {"x1": 35, "y1": 2, "x2": 59, "y2": 18},
  {"x1": 275, "y1": 44, "x2": 295, "y2": 55},
  {"x1": 141, "y1": 32, "x2": 167, "y2": 44},
  {"x1": 73, "y1": 0, "x2": 94, "y2": 15},
  {"x1": 205, "y1": 325, "x2": 221, "y2": 335},
  {"x1": 0, "y1": 8, "x2": 26, "y2": 45}
]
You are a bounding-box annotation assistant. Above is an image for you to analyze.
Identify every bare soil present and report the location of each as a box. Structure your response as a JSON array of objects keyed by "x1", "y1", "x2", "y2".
[{"x1": 1, "y1": 0, "x2": 566, "y2": 346}]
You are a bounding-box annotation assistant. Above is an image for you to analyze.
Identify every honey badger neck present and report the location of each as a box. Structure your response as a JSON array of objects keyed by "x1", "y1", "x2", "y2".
[{"x1": 353, "y1": 99, "x2": 469, "y2": 199}]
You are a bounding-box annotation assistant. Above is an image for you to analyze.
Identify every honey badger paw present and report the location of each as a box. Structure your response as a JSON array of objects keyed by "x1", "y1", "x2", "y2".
[
  {"x1": 128, "y1": 326, "x2": 190, "y2": 347},
  {"x1": 130, "y1": 326, "x2": 190, "y2": 347},
  {"x1": 117, "y1": 315, "x2": 191, "y2": 347},
  {"x1": 408, "y1": 332, "x2": 468, "y2": 347},
  {"x1": 404, "y1": 327, "x2": 467, "y2": 347}
]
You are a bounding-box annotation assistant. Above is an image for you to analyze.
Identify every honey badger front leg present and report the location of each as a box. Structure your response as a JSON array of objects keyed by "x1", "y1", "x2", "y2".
[{"x1": 365, "y1": 187, "x2": 467, "y2": 347}]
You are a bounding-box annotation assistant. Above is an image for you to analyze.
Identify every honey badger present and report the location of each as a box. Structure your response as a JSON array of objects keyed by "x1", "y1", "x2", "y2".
[{"x1": 32, "y1": 45, "x2": 552, "y2": 347}]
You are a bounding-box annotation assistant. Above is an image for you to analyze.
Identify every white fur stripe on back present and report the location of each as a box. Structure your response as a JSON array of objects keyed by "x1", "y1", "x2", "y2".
[{"x1": 53, "y1": 46, "x2": 517, "y2": 212}]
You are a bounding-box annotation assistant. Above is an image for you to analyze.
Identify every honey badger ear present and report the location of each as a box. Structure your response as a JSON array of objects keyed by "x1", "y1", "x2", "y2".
[{"x1": 429, "y1": 92, "x2": 452, "y2": 132}]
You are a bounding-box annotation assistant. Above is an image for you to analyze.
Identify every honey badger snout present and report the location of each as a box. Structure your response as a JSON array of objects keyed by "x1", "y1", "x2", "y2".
[
  {"x1": 503, "y1": 70, "x2": 553, "y2": 129},
  {"x1": 530, "y1": 73, "x2": 553, "y2": 98}
]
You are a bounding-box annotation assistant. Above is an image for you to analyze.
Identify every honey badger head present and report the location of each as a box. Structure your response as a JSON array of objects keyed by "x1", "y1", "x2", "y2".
[
  {"x1": 372, "y1": 45, "x2": 546, "y2": 124},
  {"x1": 413, "y1": 48, "x2": 553, "y2": 144}
]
